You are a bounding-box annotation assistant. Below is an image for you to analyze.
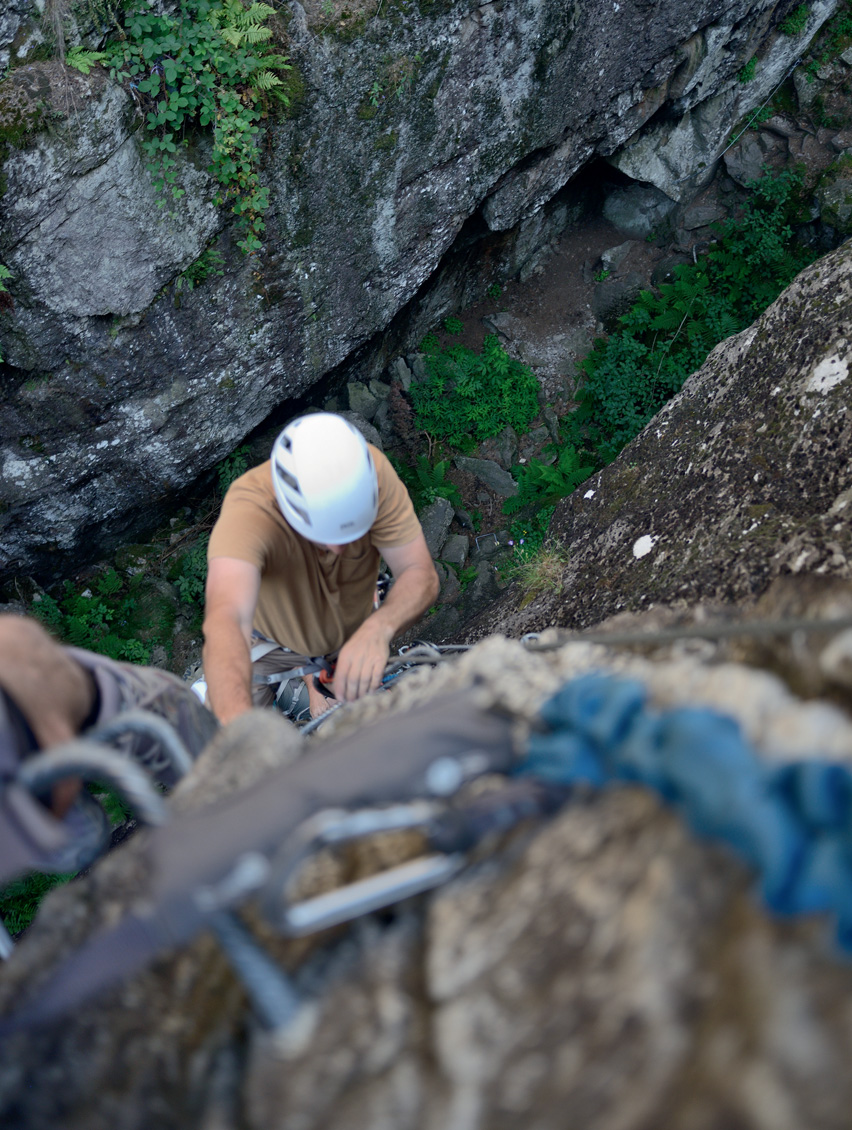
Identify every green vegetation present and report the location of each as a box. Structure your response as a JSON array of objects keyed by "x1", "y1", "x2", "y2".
[
  {"x1": 504, "y1": 445, "x2": 594, "y2": 515},
  {"x1": 0, "y1": 264, "x2": 11, "y2": 361},
  {"x1": 29, "y1": 444, "x2": 251, "y2": 658},
  {"x1": 217, "y1": 442, "x2": 251, "y2": 492},
  {"x1": 411, "y1": 333, "x2": 540, "y2": 448},
  {"x1": 505, "y1": 538, "x2": 569, "y2": 606},
  {"x1": 66, "y1": 0, "x2": 291, "y2": 253},
  {"x1": 566, "y1": 168, "x2": 815, "y2": 465},
  {"x1": 738, "y1": 57, "x2": 757, "y2": 83},
  {"x1": 0, "y1": 871, "x2": 74, "y2": 937},
  {"x1": 780, "y1": 4, "x2": 810, "y2": 36},
  {"x1": 32, "y1": 566, "x2": 166, "y2": 663},
  {"x1": 389, "y1": 454, "x2": 462, "y2": 511},
  {"x1": 176, "y1": 245, "x2": 225, "y2": 291},
  {"x1": 805, "y1": 1, "x2": 852, "y2": 77}
]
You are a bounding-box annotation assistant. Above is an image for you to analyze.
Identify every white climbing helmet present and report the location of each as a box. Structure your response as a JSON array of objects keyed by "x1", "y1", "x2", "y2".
[{"x1": 270, "y1": 413, "x2": 379, "y2": 544}]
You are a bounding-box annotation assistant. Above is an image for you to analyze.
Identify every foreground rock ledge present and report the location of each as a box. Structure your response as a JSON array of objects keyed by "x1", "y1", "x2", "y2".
[{"x1": 2, "y1": 635, "x2": 852, "y2": 1130}]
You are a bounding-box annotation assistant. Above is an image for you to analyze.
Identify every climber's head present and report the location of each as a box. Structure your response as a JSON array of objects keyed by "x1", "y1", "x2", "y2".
[{"x1": 270, "y1": 413, "x2": 379, "y2": 545}]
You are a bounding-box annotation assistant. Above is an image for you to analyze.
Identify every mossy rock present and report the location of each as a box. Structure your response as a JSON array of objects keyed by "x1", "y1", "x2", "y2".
[{"x1": 816, "y1": 171, "x2": 852, "y2": 233}]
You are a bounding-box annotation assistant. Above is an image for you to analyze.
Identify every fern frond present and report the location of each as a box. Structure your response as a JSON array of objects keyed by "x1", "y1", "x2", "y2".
[
  {"x1": 66, "y1": 47, "x2": 108, "y2": 74},
  {"x1": 251, "y1": 69, "x2": 282, "y2": 89}
]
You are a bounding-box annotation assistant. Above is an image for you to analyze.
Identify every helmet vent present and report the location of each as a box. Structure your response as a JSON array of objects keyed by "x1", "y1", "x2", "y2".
[
  {"x1": 288, "y1": 499, "x2": 311, "y2": 526},
  {"x1": 274, "y1": 461, "x2": 301, "y2": 494}
]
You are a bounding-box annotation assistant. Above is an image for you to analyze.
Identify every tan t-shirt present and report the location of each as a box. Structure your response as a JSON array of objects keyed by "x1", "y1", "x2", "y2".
[{"x1": 207, "y1": 445, "x2": 421, "y2": 655}]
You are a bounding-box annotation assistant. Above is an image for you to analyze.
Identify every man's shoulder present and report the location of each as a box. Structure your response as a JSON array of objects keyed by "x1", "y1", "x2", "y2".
[{"x1": 226, "y1": 459, "x2": 274, "y2": 500}]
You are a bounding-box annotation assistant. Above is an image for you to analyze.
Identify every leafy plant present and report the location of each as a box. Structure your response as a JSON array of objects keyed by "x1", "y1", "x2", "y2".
[
  {"x1": 217, "y1": 443, "x2": 251, "y2": 492},
  {"x1": 65, "y1": 46, "x2": 108, "y2": 73},
  {"x1": 31, "y1": 568, "x2": 157, "y2": 663},
  {"x1": 572, "y1": 167, "x2": 816, "y2": 465},
  {"x1": 175, "y1": 534, "x2": 210, "y2": 603},
  {"x1": 443, "y1": 315, "x2": 464, "y2": 335},
  {"x1": 414, "y1": 456, "x2": 461, "y2": 507},
  {"x1": 411, "y1": 334, "x2": 541, "y2": 448},
  {"x1": 368, "y1": 80, "x2": 384, "y2": 107},
  {"x1": 594, "y1": 267, "x2": 611, "y2": 282},
  {"x1": 389, "y1": 454, "x2": 461, "y2": 512},
  {"x1": 90, "y1": 0, "x2": 291, "y2": 253},
  {"x1": 486, "y1": 283, "x2": 502, "y2": 301},
  {"x1": 738, "y1": 56, "x2": 757, "y2": 83},
  {"x1": 780, "y1": 3, "x2": 809, "y2": 35},
  {"x1": 177, "y1": 245, "x2": 225, "y2": 291},
  {"x1": 503, "y1": 445, "x2": 594, "y2": 515}
]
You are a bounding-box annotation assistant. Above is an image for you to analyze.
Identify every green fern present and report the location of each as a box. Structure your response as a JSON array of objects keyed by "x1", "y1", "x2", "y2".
[
  {"x1": 411, "y1": 334, "x2": 540, "y2": 448},
  {"x1": 504, "y1": 446, "x2": 594, "y2": 515},
  {"x1": 65, "y1": 47, "x2": 108, "y2": 74}
]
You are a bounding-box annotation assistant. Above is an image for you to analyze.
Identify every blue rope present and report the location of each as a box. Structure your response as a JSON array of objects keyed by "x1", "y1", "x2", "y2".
[{"x1": 517, "y1": 673, "x2": 852, "y2": 949}]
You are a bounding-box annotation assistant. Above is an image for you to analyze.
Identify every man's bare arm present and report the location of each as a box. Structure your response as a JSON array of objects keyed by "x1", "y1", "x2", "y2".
[
  {"x1": 332, "y1": 533, "x2": 439, "y2": 703},
  {"x1": 202, "y1": 557, "x2": 262, "y2": 725}
]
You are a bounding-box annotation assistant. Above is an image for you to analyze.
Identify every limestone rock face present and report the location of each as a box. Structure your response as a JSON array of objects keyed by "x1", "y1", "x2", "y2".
[
  {"x1": 0, "y1": 0, "x2": 824, "y2": 579},
  {"x1": 465, "y1": 240, "x2": 852, "y2": 640}
]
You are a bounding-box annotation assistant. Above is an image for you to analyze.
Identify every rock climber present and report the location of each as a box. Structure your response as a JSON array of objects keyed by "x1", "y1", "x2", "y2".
[
  {"x1": 202, "y1": 412, "x2": 440, "y2": 724},
  {"x1": 0, "y1": 613, "x2": 218, "y2": 884}
]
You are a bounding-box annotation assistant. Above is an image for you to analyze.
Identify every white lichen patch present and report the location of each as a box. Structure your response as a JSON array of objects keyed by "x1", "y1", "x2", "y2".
[
  {"x1": 806, "y1": 354, "x2": 849, "y2": 394},
  {"x1": 632, "y1": 534, "x2": 658, "y2": 559}
]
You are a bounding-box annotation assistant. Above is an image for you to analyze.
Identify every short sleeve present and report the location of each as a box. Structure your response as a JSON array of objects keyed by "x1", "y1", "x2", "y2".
[
  {"x1": 369, "y1": 447, "x2": 422, "y2": 548},
  {"x1": 207, "y1": 462, "x2": 283, "y2": 571}
]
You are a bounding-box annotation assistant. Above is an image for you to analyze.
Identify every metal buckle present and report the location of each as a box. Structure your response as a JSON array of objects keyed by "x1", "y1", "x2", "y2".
[{"x1": 261, "y1": 802, "x2": 463, "y2": 934}]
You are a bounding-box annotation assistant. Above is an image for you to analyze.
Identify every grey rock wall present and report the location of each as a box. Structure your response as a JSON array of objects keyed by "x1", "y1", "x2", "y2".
[{"x1": 0, "y1": 0, "x2": 839, "y2": 579}]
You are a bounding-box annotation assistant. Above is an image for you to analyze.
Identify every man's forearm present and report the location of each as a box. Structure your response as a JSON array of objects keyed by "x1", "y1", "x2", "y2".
[
  {"x1": 371, "y1": 563, "x2": 439, "y2": 640},
  {"x1": 202, "y1": 614, "x2": 254, "y2": 724}
]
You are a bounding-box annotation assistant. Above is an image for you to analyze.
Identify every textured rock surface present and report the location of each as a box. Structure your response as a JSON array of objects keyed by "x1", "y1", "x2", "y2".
[
  {"x1": 465, "y1": 239, "x2": 852, "y2": 641},
  {"x1": 0, "y1": 0, "x2": 828, "y2": 579},
  {"x1": 3, "y1": 636, "x2": 852, "y2": 1128},
  {"x1": 608, "y1": 0, "x2": 838, "y2": 201}
]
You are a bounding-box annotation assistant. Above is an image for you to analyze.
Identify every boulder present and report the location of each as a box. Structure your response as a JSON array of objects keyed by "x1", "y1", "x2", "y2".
[
  {"x1": 419, "y1": 497, "x2": 455, "y2": 558},
  {"x1": 592, "y1": 271, "x2": 648, "y2": 330},
  {"x1": 601, "y1": 184, "x2": 677, "y2": 239},
  {"x1": 440, "y1": 533, "x2": 469, "y2": 569},
  {"x1": 346, "y1": 382, "x2": 379, "y2": 421},
  {"x1": 454, "y1": 457, "x2": 519, "y2": 498},
  {"x1": 816, "y1": 169, "x2": 852, "y2": 233}
]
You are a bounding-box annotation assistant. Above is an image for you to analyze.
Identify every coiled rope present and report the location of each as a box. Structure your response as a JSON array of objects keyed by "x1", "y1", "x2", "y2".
[{"x1": 516, "y1": 672, "x2": 852, "y2": 948}]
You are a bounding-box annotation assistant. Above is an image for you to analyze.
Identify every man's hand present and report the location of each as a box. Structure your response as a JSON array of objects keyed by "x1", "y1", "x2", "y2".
[
  {"x1": 331, "y1": 532, "x2": 438, "y2": 704},
  {"x1": 332, "y1": 615, "x2": 394, "y2": 702}
]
